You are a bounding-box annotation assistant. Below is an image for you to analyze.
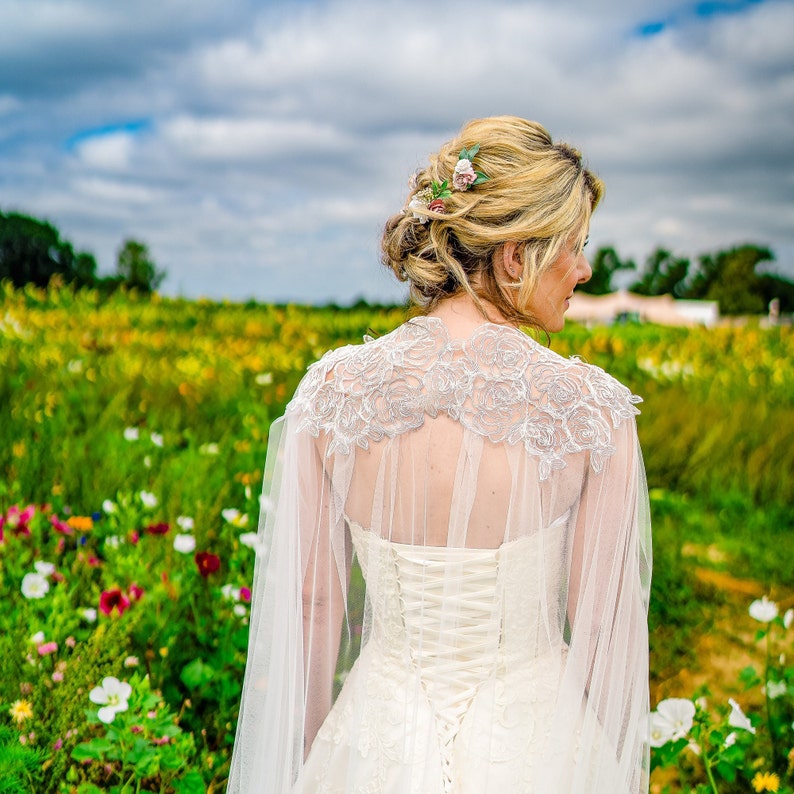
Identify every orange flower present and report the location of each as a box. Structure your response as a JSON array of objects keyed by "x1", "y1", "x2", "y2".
[{"x1": 67, "y1": 515, "x2": 93, "y2": 531}]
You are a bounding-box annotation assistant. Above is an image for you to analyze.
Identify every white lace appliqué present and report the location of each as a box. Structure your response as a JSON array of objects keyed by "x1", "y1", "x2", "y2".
[{"x1": 289, "y1": 317, "x2": 641, "y2": 480}]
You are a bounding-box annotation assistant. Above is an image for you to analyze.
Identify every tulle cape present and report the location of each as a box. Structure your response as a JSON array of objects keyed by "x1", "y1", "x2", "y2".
[{"x1": 227, "y1": 316, "x2": 652, "y2": 793}]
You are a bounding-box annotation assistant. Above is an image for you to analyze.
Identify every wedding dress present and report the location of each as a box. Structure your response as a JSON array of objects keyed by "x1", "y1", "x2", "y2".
[{"x1": 227, "y1": 316, "x2": 652, "y2": 794}]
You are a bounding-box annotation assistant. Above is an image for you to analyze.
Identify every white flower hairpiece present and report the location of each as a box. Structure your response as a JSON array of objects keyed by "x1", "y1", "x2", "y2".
[{"x1": 408, "y1": 144, "x2": 489, "y2": 223}]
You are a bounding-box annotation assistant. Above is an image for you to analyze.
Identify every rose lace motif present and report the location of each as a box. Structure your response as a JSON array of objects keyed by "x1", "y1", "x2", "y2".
[{"x1": 289, "y1": 317, "x2": 641, "y2": 481}]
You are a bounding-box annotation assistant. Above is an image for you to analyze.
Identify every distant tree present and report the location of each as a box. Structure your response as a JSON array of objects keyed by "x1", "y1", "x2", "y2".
[
  {"x1": 579, "y1": 246, "x2": 635, "y2": 295},
  {"x1": 115, "y1": 239, "x2": 165, "y2": 293},
  {"x1": 0, "y1": 210, "x2": 97, "y2": 288},
  {"x1": 629, "y1": 248, "x2": 691, "y2": 297},
  {"x1": 700, "y1": 245, "x2": 773, "y2": 315}
]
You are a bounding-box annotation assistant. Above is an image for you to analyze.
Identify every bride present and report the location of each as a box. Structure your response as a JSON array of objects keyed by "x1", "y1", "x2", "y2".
[{"x1": 227, "y1": 116, "x2": 652, "y2": 793}]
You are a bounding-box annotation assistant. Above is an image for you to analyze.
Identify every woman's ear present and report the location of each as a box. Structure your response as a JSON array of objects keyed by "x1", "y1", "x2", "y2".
[{"x1": 498, "y1": 242, "x2": 522, "y2": 281}]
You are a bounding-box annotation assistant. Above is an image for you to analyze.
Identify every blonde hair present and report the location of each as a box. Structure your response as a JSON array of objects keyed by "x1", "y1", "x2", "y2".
[{"x1": 381, "y1": 116, "x2": 604, "y2": 328}]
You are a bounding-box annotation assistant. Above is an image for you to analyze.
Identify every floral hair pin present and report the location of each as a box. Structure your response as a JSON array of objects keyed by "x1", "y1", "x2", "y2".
[{"x1": 408, "y1": 144, "x2": 489, "y2": 223}]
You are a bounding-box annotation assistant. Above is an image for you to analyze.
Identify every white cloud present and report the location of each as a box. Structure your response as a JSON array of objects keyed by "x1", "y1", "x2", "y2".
[{"x1": 0, "y1": 0, "x2": 792, "y2": 301}]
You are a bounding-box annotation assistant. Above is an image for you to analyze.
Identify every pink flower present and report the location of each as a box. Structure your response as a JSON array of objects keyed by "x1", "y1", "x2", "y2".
[
  {"x1": 131, "y1": 725, "x2": 143, "y2": 734},
  {"x1": 50, "y1": 515, "x2": 73, "y2": 535},
  {"x1": 99, "y1": 587, "x2": 131, "y2": 617},
  {"x1": 65, "y1": 636, "x2": 76, "y2": 648},
  {"x1": 129, "y1": 530, "x2": 139, "y2": 545},
  {"x1": 452, "y1": 158, "x2": 477, "y2": 190},
  {"x1": 427, "y1": 199, "x2": 445, "y2": 213},
  {"x1": 153, "y1": 735, "x2": 170, "y2": 745},
  {"x1": 128, "y1": 583, "x2": 144, "y2": 602},
  {"x1": 53, "y1": 738, "x2": 63, "y2": 750},
  {"x1": 240, "y1": 586, "x2": 252, "y2": 603},
  {"x1": 1, "y1": 505, "x2": 36, "y2": 538},
  {"x1": 52, "y1": 671, "x2": 64, "y2": 682},
  {"x1": 37, "y1": 642, "x2": 58, "y2": 656}
]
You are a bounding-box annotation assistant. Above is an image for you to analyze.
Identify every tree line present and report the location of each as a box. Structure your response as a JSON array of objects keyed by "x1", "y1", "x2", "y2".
[
  {"x1": 0, "y1": 210, "x2": 165, "y2": 295},
  {"x1": 580, "y1": 244, "x2": 794, "y2": 315},
  {"x1": 2, "y1": 209, "x2": 793, "y2": 314}
]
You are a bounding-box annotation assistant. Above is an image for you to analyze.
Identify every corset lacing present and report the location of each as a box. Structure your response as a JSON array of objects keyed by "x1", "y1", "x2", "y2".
[{"x1": 392, "y1": 544, "x2": 502, "y2": 793}]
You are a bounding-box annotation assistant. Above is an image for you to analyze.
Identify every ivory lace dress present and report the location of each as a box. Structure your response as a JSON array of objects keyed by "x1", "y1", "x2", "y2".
[{"x1": 228, "y1": 316, "x2": 652, "y2": 794}]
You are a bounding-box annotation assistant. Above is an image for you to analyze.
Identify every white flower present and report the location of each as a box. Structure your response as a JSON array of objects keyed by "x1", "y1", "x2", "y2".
[
  {"x1": 408, "y1": 196, "x2": 429, "y2": 224},
  {"x1": 648, "y1": 698, "x2": 695, "y2": 747},
  {"x1": 173, "y1": 534, "x2": 196, "y2": 554},
  {"x1": 749, "y1": 596, "x2": 778, "y2": 623},
  {"x1": 34, "y1": 561, "x2": 55, "y2": 577},
  {"x1": 30, "y1": 631, "x2": 46, "y2": 644},
  {"x1": 150, "y1": 432, "x2": 164, "y2": 447},
  {"x1": 176, "y1": 516, "x2": 194, "y2": 531},
  {"x1": 728, "y1": 698, "x2": 756, "y2": 734},
  {"x1": 123, "y1": 427, "x2": 139, "y2": 441},
  {"x1": 139, "y1": 490, "x2": 158, "y2": 509},
  {"x1": 233, "y1": 604, "x2": 247, "y2": 617},
  {"x1": 784, "y1": 608, "x2": 793, "y2": 629},
  {"x1": 765, "y1": 680, "x2": 787, "y2": 700},
  {"x1": 21, "y1": 573, "x2": 50, "y2": 599},
  {"x1": 105, "y1": 536, "x2": 121, "y2": 549},
  {"x1": 81, "y1": 608, "x2": 98, "y2": 623},
  {"x1": 89, "y1": 676, "x2": 132, "y2": 724},
  {"x1": 724, "y1": 731, "x2": 737, "y2": 747},
  {"x1": 102, "y1": 499, "x2": 117, "y2": 514},
  {"x1": 67, "y1": 358, "x2": 83, "y2": 373},
  {"x1": 199, "y1": 442, "x2": 219, "y2": 456},
  {"x1": 221, "y1": 584, "x2": 239, "y2": 601},
  {"x1": 239, "y1": 532, "x2": 260, "y2": 550},
  {"x1": 255, "y1": 373, "x2": 273, "y2": 385},
  {"x1": 123, "y1": 656, "x2": 139, "y2": 668},
  {"x1": 222, "y1": 509, "x2": 248, "y2": 528}
]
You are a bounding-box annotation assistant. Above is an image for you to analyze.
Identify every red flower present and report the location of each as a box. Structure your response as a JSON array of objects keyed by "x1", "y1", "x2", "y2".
[
  {"x1": 194, "y1": 552, "x2": 221, "y2": 578},
  {"x1": 99, "y1": 587, "x2": 131, "y2": 616},
  {"x1": 129, "y1": 530, "x2": 140, "y2": 545},
  {"x1": 145, "y1": 522, "x2": 170, "y2": 535},
  {"x1": 427, "y1": 199, "x2": 445, "y2": 213},
  {"x1": 128, "y1": 583, "x2": 145, "y2": 601}
]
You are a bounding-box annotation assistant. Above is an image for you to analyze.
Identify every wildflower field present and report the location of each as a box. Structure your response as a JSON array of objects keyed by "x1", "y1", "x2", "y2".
[{"x1": 1, "y1": 281, "x2": 793, "y2": 793}]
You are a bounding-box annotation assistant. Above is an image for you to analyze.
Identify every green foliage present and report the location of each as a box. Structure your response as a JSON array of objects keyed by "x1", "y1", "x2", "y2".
[
  {"x1": 0, "y1": 211, "x2": 97, "y2": 289},
  {"x1": 625, "y1": 243, "x2": 793, "y2": 315},
  {"x1": 578, "y1": 245, "x2": 635, "y2": 295},
  {"x1": 115, "y1": 239, "x2": 165, "y2": 294},
  {"x1": 630, "y1": 247, "x2": 690, "y2": 297},
  {"x1": 0, "y1": 725, "x2": 46, "y2": 794}
]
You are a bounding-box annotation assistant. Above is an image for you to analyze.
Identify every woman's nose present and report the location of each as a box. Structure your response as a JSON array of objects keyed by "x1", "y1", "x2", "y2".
[{"x1": 577, "y1": 254, "x2": 592, "y2": 284}]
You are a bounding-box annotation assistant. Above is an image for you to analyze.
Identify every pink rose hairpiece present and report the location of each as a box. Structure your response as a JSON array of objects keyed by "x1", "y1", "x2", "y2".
[{"x1": 408, "y1": 144, "x2": 489, "y2": 223}]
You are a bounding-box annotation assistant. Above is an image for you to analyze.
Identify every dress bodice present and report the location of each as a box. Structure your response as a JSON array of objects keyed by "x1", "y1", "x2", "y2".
[{"x1": 348, "y1": 518, "x2": 569, "y2": 791}]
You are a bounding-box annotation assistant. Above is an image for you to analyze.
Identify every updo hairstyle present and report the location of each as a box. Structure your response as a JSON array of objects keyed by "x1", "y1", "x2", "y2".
[{"x1": 381, "y1": 116, "x2": 604, "y2": 328}]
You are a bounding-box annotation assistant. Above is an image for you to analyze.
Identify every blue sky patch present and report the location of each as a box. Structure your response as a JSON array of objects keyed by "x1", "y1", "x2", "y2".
[
  {"x1": 65, "y1": 119, "x2": 152, "y2": 151},
  {"x1": 634, "y1": 0, "x2": 768, "y2": 36}
]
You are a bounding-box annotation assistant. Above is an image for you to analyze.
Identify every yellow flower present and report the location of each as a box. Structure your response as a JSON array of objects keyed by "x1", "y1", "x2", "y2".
[
  {"x1": 752, "y1": 771, "x2": 780, "y2": 792},
  {"x1": 9, "y1": 699, "x2": 33, "y2": 724}
]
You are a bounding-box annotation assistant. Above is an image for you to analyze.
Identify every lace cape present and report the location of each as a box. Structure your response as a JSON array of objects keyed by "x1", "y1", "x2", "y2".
[
  {"x1": 290, "y1": 316, "x2": 642, "y2": 480},
  {"x1": 228, "y1": 316, "x2": 652, "y2": 794}
]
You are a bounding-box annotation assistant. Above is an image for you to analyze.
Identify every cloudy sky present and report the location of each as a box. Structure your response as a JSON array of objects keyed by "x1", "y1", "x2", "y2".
[{"x1": 1, "y1": 0, "x2": 792, "y2": 304}]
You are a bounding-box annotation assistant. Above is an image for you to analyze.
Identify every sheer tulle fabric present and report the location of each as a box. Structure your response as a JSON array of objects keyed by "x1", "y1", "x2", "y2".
[{"x1": 228, "y1": 317, "x2": 652, "y2": 794}]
